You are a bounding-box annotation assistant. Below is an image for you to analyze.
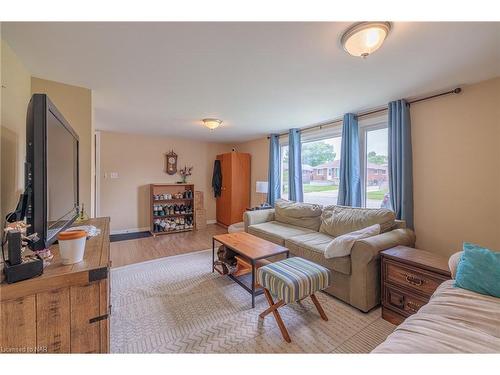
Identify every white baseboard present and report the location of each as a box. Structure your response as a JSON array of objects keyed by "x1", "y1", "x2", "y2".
[
  {"x1": 111, "y1": 227, "x2": 150, "y2": 235},
  {"x1": 111, "y1": 221, "x2": 217, "y2": 235}
]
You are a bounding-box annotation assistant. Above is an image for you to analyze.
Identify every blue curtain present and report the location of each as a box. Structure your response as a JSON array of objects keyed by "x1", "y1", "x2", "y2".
[
  {"x1": 388, "y1": 99, "x2": 414, "y2": 229},
  {"x1": 337, "y1": 113, "x2": 361, "y2": 207},
  {"x1": 288, "y1": 128, "x2": 303, "y2": 202},
  {"x1": 267, "y1": 134, "x2": 281, "y2": 206}
]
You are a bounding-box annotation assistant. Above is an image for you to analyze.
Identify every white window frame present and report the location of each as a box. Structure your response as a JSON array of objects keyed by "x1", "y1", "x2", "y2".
[{"x1": 358, "y1": 115, "x2": 388, "y2": 207}]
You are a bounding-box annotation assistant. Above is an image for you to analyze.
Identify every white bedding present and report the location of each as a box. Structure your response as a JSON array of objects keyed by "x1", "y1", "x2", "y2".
[{"x1": 372, "y1": 280, "x2": 500, "y2": 353}]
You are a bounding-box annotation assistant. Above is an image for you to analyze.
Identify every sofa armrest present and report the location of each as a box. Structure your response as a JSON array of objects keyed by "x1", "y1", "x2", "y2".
[
  {"x1": 243, "y1": 209, "x2": 275, "y2": 232},
  {"x1": 395, "y1": 219, "x2": 406, "y2": 229},
  {"x1": 349, "y1": 228, "x2": 416, "y2": 311},
  {"x1": 351, "y1": 228, "x2": 416, "y2": 264}
]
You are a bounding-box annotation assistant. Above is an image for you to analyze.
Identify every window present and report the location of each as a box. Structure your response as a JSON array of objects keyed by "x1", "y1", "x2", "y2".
[
  {"x1": 364, "y1": 127, "x2": 389, "y2": 209},
  {"x1": 277, "y1": 119, "x2": 391, "y2": 210},
  {"x1": 301, "y1": 137, "x2": 341, "y2": 205},
  {"x1": 280, "y1": 145, "x2": 289, "y2": 200}
]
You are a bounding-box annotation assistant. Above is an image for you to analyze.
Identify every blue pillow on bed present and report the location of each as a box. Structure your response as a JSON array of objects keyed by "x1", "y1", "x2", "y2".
[{"x1": 455, "y1": 242, "x2": 500, "y2": 298}]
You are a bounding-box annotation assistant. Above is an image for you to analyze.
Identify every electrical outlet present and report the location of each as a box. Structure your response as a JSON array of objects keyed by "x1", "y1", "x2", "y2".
[{"x1": 110, "y1": 172, "x2": 119, "y2": 179}]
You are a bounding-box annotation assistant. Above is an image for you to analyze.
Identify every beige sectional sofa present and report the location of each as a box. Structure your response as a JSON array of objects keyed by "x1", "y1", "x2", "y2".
[{"x1": 243, "y1": 200, "x2": 416, "y2": 312}]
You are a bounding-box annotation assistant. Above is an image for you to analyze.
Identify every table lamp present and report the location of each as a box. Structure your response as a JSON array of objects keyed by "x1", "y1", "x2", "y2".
[{"x1": 256, "y1": 181, "x2": 269, "y2": 207}]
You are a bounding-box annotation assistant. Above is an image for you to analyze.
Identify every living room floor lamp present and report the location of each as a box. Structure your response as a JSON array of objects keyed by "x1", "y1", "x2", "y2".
[{"x1": 256, "y1": 181, "x2": 269, "y2": 207}]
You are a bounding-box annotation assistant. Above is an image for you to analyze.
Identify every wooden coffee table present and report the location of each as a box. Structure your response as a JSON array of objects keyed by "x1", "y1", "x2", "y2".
[{"x1": 212, "y1": 232, "x2": 289, "y2": 308}]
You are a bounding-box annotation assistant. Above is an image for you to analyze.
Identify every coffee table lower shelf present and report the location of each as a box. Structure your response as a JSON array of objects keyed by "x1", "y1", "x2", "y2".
[
  {"x1": 212, "y1": 234, "x2": 289, "y2": 308},
  {"x1": 213, "y1": 257, "x2": 267, "y2": 307}
]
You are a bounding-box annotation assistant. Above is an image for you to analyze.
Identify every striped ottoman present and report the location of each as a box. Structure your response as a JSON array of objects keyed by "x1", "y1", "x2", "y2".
[{"x1": 257, "y1": 257, "x2": 332, "y2": 343}]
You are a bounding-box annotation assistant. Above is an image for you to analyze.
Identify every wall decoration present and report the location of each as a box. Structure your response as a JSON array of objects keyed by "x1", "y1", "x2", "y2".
[
  {"x1": 165, "y1": 150, "x2": 178, "y2": 175},
  {"x1": 178, "y1": 166, "x2": 193, "y2": 184}
]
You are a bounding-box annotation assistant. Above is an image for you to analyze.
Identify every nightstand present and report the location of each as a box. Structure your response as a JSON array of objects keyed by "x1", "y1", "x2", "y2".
[{"x1": 381, "y1": 246, "x2": 451, "y2": 325}]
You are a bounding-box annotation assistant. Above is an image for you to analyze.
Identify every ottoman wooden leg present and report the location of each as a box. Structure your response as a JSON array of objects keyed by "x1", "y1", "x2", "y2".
[
  {"x1": 263, "y1": 289, "x2": 291, "y2": 343},
  {"x1": 310, "y1": 293, "x2": 328, "y2": 321}
]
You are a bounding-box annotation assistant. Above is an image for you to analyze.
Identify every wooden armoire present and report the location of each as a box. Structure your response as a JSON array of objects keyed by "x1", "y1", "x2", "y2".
[{"x1": 215, "y1": 152, "x2": 251, "y2": 226}]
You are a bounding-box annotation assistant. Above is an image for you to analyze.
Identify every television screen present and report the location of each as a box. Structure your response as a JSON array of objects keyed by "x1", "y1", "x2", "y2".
[
  {"x1": 46, "y1": 109, "x2": 79, "y2": 239},
  {"x1": 26, "y1": 94, "x2": 79, "y2": 250}
]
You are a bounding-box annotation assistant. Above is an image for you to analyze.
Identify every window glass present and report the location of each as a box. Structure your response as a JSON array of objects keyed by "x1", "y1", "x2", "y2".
[
  {"x1": 280, "y1": 145, "x2": 289, "y2": 200},
  {"x1": 365, "y1": 128, "x2": 390, "y2": 209},
  {"x1": 302, "y1": 137, "x2": 341, "y2": 205}
]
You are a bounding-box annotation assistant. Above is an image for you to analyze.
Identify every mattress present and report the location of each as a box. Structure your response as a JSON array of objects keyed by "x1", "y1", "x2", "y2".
[{"x1": 372, "y1": 280, "x2": 500, "y2": 353}]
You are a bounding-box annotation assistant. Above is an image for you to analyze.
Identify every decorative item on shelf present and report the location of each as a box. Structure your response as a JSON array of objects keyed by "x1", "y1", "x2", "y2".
[
  {"x1": 75, "y1": 203, "x2": 89, "y2": 223},
  {"x1": 178, "y1": 166, "x2": 193, "y2": 184},
  {"x1": 165, "y1": 150, "x2": 178, "y2": 175}
]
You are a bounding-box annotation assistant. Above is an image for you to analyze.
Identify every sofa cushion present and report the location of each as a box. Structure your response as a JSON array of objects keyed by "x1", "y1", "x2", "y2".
[
  {"x1": 274, "y1": 200, "x2": 323, "y2": 231},
  {"x1": 248, "y1": 221, "x2": 315, "y2": 246},
  {"x1": 319, "y1": 205, "x2": 396, "y2": 237},
  {"x1": 285, "y1": 232, "x2": 351, "y2": 275}
]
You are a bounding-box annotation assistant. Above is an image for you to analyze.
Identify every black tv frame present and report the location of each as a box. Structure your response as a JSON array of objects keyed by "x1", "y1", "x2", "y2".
[{"x1": 26, "y1": 94, "x2": 80, "y2": 250}]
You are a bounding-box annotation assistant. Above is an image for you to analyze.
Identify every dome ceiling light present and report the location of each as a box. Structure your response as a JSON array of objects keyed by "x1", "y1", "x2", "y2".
[
  {"x1": 202, "y1": 118, "x2": 222, "y2": 131},
  {"x1": 341, "y1": 22, "x2": 391, "y2": 58}
]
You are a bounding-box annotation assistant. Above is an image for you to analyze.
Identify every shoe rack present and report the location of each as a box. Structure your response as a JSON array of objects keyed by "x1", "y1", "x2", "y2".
[{"x1": 149, "y1": 183, "x2": 196, "y2": 236}]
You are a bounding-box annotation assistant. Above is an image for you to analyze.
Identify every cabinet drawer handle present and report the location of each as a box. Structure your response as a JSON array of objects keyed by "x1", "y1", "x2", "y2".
[
  {"x1": 405, "y1": 274, "x2": 424, "y2": 286},
  {"x1": 406, "y1": 301, "x2": 421, "y2": 313}
]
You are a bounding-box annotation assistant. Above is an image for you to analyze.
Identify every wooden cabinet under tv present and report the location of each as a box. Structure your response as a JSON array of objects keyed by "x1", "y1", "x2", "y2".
[
  {"x1": 0, "y1": 217, "x2": 111, "y2": 353},
  {"x1": 149, "y1": 183, "x2": 196, "y2": 236}
]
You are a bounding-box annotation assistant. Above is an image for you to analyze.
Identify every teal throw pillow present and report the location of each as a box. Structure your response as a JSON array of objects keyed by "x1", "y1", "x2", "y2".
[{"x1": 454, "y1": 242, "x2": 500, "y2": 298}]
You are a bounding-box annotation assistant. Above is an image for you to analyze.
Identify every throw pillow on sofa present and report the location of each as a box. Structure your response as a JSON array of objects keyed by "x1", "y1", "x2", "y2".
[
  {"x1": 455, "y1": 242, "x2": 500, "y2": 298},
  {"x1": 324, "y1": 224, "x2": 381, "y2": 258},
  {"x1": 274, "y1": 199, "x2": 323, "y2": 231},
  {"x1": 319, "y1": 205, "x2": 395, "y2": 238}
]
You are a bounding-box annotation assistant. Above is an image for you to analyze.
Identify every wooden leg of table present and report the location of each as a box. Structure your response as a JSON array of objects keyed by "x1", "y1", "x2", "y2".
[
  {"x1": 310, "y1": 293, "x2": 328, "y2": 321},
  {"x1": 263, "y1": 289, "x2": 291, "y2": 343}
]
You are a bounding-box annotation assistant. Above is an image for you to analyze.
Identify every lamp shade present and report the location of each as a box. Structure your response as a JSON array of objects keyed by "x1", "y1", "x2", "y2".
[{"x1": 256, "y1": 181, "x2": 268, "y2": 194}]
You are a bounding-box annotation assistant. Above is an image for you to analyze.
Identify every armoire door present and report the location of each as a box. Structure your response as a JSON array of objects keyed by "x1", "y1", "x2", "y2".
[
  {"x1": 230, "y1": 153, "x2": 251, "y2": 224},
  {"x1": 216, "y1": 153, "x2": 232, "y2": 226}
]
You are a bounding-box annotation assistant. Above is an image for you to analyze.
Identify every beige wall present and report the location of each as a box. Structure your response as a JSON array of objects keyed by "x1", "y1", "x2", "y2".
[
  {"x1": 234, "y1": 138, "x2": 270, "y2": 207},
  {"x1": 412, "y1": 77, "x2": 500, "y2": 257},
  {"x1": 99, "y1": 131, "x2": 230, "y2": 232},
  {"x1": 1, "y1": 40, "x2": 32, "y2": 221},
  {"x1": 31, "y1": 77, "x2": 93, "y2": 217}
]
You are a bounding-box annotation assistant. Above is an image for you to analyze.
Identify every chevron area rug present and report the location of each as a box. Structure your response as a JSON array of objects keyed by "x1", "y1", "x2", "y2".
[{"x1": 110, "y1": 249, "x2": 395, "y2": 353}]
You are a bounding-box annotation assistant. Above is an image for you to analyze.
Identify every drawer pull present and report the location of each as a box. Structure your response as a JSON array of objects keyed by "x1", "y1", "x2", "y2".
[
  {"x1": 405, "y1": 274, "x2": 424, "y2": 286},
  {"x1": 406, "y1": 301, "x2": 421, "y2": 313}
]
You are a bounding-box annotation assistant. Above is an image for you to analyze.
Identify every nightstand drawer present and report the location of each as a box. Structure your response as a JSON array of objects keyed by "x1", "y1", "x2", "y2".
[
  {"x1": 385, "y1": 260, "x2": 448, "y2": 297},
  {"x1": 383, "y1": 285, "x2": 428, "y2": 317}
]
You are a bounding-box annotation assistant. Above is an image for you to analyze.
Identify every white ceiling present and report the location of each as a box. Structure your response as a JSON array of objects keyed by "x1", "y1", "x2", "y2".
[{"x1": 3, "y1": 22, "x2": 499, "y2": 143}]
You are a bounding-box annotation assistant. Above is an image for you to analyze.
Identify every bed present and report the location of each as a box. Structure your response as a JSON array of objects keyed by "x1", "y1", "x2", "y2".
[{"x1": 372, "y1": 278, "x2": 500, "y2": 353}]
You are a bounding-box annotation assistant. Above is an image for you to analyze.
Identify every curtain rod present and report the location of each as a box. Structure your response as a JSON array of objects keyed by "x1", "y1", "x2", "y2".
[{"x1": 268, "y1": 87, "x2": 462, "y2": 139}]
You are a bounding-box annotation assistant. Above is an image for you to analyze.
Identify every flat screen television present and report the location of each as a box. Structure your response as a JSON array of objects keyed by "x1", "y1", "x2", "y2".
[{"x1": 26, "y1": 94, "x2": 79, "y2": 250}]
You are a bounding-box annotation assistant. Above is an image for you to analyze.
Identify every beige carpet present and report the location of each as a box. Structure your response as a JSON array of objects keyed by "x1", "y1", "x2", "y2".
[{"x1": 110, "y1": 249, "x2": 395, "y2": 353}]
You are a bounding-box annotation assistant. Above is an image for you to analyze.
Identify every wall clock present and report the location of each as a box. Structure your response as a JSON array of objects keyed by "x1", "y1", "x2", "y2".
[{"x1": 165, "y1": 150, "x2": 178, "y2": 175}]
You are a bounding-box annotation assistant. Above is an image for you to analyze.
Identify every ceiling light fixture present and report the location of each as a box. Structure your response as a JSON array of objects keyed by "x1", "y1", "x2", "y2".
[
  {"x1": 341, "y1": 22, "x2": 391, "y2": 58},
  {"x1": 202, "y1": 118, "x2": 222, "y2": 131}
]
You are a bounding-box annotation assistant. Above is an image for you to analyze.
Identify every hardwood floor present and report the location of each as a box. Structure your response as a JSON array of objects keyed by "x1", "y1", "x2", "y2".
[{"x1": 110, "y1": 224, "x2": 227, "y2": 268}]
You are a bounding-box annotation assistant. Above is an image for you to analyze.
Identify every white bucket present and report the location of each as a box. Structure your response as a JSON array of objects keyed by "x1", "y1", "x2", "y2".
[{"x1": 58, "y1": 230, "x2": 87, "y2": 265}]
